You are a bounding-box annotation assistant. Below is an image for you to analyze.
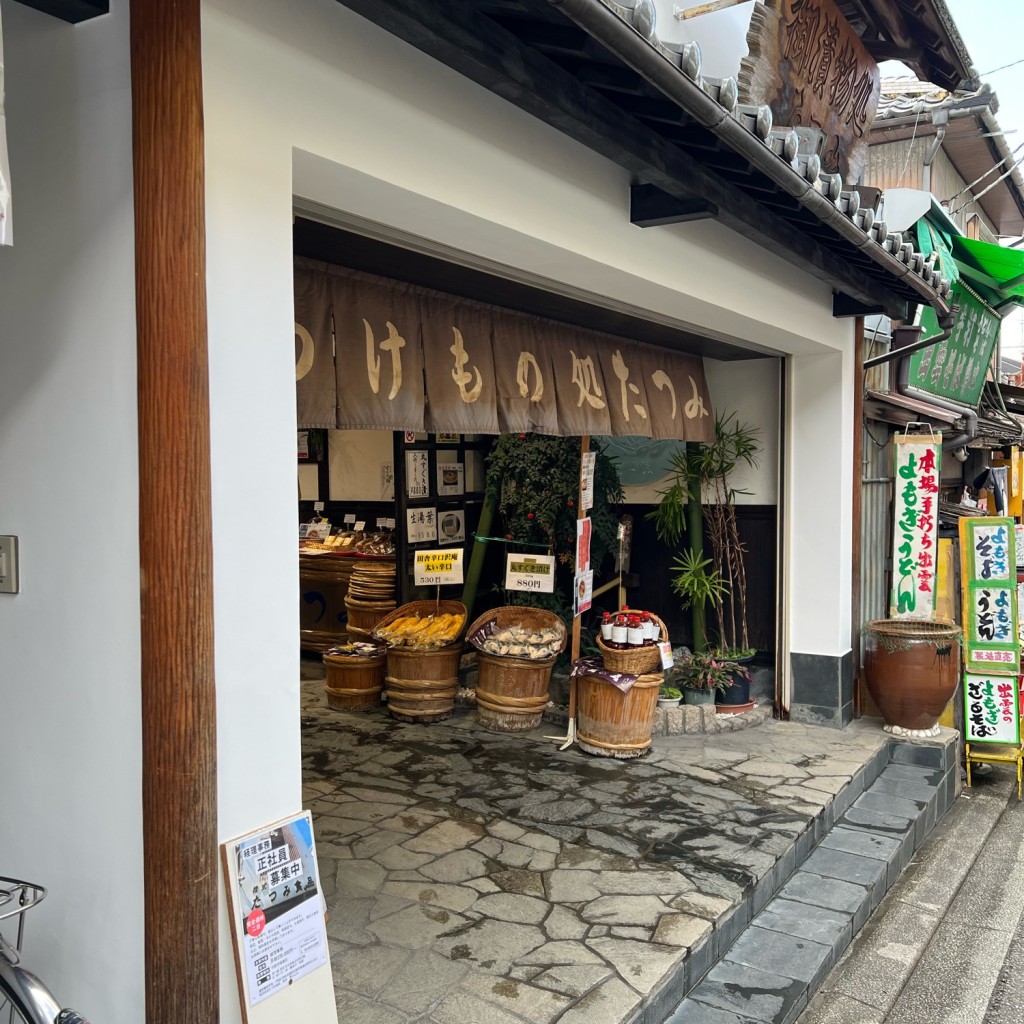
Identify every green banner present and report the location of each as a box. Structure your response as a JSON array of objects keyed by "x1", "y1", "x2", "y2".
[{"x1": 909, "y1": 282, "x2": 1000, "y2": 408}]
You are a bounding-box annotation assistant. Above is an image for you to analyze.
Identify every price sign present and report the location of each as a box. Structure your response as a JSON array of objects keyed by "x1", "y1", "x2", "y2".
[
  {"x1": 505, "y1": 554, "x2": 556, "y2": 594},
  {"x1": 414, "y1": 548, "x2": 464, "y2": 586}
]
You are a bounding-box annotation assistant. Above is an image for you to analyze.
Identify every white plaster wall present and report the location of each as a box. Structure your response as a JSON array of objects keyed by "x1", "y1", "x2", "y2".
[
  {"x1": 785, "y1": 347, "x2": 856, "y2": 658},
  {"x1": 621, "y1": 357, "x2": 780, "y2": 505},
  {"x1": 201, "y1": 2, "x2": 857, "y2": 1016},
  {"x1": 0, "y1": 2, "x2": 143, "y2": 1021},
  {"x1": 328, "y1": 429, "x2": 393, "y2": 501}
]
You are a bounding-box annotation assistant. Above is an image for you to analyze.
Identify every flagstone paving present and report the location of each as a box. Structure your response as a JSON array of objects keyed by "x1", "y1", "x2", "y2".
[{"x1": 299, "y1": 663, "x2": 890, "y2": 1024}]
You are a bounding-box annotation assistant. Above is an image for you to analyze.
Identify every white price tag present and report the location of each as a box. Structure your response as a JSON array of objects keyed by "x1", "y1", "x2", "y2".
[
  {"x1": 659, "y1": 641, "x2": 674, "y2": 670},
  {"x1": 344, "y1": 514, "x2": 356, "y2": 526},
  {"x1": 354, "y1": 521, "x2": 366, "y2": 532},
  {"x1": 414, "y1": 548, "x2": 464, "y2": 586},
  {"x1": 313, "y1": 501, "x2": 325, "y2": 512}
]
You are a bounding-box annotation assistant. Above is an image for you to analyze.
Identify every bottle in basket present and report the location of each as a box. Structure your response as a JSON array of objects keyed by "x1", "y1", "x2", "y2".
[
  {"x1": 610, "y1": 613, "x2": 628, "y2": 649},
  {"x1": 641, "y1": 613, "x2": 656, "y2": 646},
  {"x1": 600, "y1": 612, "x2": 614, "y2": 641},
  {"x1": 626, "y1": 614, "x2": 644, "y2": 648}
]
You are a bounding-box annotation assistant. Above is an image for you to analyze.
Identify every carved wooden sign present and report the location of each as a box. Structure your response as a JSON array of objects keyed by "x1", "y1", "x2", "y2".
[{"x1": 739, "y1": 0, "x2": 880, "y2": 183}]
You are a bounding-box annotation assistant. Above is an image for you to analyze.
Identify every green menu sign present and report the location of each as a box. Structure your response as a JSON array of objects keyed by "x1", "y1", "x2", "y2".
[{"x1": 908, "y1": 283, "x2": 1000, "y2": 408}]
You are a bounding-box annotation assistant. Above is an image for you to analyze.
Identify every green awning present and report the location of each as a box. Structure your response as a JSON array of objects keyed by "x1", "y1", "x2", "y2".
[
  {"x1": 915, "y1": 219, "x2": 960, "y2": 288},
  {"x1": 951, "y1": 237, "x2": 1024, "y2": 308}
]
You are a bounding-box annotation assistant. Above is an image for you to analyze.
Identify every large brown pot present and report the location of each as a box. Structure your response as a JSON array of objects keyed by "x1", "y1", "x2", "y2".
[{"x1": 863, "y1": 619, "x2": 962, "y2": 735}]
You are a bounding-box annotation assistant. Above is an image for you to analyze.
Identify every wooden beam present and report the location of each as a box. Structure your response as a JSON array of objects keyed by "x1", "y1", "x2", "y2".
[
  {"x1": 832, "y1": 292, "x2": 906, "y2": 320},
  {"x1": 334, "y1": 0, "x2": 915, "y2": 319},
  {"x1": 12, "y1": 0, "x2": 107, "y2": 22},
  {"x1": 131, "y1": 2, "x2": 218, "y2": 1023},
  {"x1": 630, "y1": 183, "x2": 718, "y2": 226}
]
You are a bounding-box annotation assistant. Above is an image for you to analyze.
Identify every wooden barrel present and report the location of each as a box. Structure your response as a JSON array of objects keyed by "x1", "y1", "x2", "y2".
[
  {"x1": 345, "y1": 596, "x2": 396, "y2": 637},
  {"x1": 576, "y1": 671, "x2": 663, "y2": 759},
  {"x1": 322, "y1": 649, "x2": 386, "y2": 712},
  {"x1": 475, "y1": 651, "x2": 556, "y2": 732},
  {"x1": 385, "y1": 645, "x2": 462, "y2": 723}
]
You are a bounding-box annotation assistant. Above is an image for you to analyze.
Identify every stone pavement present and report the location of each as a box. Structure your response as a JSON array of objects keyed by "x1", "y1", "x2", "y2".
[{"x1": 299, "y1": 660, "x2": 930, "y2": 1024}]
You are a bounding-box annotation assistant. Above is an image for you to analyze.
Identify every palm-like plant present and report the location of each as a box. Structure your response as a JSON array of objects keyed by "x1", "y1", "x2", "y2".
[{"x1": 651, "y1": 413, "x2": 761, "y2": 655}]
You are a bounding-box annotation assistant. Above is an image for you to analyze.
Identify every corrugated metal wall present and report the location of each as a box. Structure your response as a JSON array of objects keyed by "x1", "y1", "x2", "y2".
[
  {"x1": 860, "y1": 422, "x2": 893, "y2": 659},
  {"x1": 864, "y1": 142, "x2": 998, "y2": 239}
]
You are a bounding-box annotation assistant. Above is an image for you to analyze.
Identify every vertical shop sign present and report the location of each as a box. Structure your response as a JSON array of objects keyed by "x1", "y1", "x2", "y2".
[
  {"x1": 910, "y1": 283, "x2": 1000, "y2": 408},
  {"x1": 964, "y1": 674, "x2": 1021, "y2": 745},
  {"x1": 959, "y1": 517, "x2": 1020, "y2": 675},
  {"x1": 890, "y1": 435, "x2": 941, "y2": 619}
]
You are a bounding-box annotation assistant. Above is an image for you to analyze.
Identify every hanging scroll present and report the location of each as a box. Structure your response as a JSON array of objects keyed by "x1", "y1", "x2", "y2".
[{"x1": 890, "y1": 433, "x2": 940, "y2": 619}]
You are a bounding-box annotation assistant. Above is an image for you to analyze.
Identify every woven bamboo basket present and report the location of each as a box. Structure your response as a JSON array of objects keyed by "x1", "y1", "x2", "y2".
[
  {"x1": 322, "y1": 647, "x2": 386, "y2": 712},
  {"x1": 467, "y1": 606, "x2": 567, "y2": 733},
  {"x1": 576, "y1": 670, "x2": 663, "y2": 759},
  {"x1": 372, "y1": 600, "x2": 468, "y2": 649},
  {"x1": 595, "y1": 613, "x2": 668, "y2": 675}
]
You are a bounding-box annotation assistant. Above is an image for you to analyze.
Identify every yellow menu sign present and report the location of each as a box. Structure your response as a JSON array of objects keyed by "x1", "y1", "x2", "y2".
[{"x1": 414, "y1": 549, "x2": 464, "y2": 586}]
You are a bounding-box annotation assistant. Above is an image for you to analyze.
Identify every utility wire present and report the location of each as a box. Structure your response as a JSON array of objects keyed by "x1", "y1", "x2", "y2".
[{"x1": 978, "y1": 57, "x2": 1024, "y2": 76}]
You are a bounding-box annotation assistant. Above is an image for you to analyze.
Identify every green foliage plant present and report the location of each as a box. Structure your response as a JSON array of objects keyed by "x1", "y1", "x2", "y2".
[
  {"x1": 650, "y1": 412, "x2": 761, "y2": 657},
  {"x1": 485, "y1": 434, "x2": 624, "y2": 633},
  {"x1": 673, "y1": 650, "x2": 748, "y2": 693}
]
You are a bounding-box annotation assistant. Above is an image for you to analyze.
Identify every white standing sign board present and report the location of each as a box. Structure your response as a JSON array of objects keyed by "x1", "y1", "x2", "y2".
[{"x1": 221, "y1": 811, "x2": 337, "y2": 1024}]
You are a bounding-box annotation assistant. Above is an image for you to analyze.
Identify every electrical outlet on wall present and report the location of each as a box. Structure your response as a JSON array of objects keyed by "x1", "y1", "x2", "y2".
[{"x1": 0, "y1": 536, "x2": 19, "y2": 594}]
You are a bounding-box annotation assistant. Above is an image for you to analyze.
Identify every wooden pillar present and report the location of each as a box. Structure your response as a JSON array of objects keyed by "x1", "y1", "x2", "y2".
[{"x1": 131, "y1": 2, "x2": 218, "y2": 1022}]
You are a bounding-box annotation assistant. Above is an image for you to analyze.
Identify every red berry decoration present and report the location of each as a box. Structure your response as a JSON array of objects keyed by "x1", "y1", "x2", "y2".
[
  {"x1": 527, "y1": 513, "x2": 534, "y2": 520},
  {"x1": 506, "y1": 533, "x2": 513, "y2": 540},
  {"x1": 567, "y1": 499, "x2": 574, "y2": 506}
]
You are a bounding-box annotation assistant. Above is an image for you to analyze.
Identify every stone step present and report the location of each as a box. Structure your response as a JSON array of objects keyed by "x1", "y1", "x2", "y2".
[
  {"x1": 797, "y1": 775, "x2": 1020, "y2": 1024},
  {"x1": 657, "y1": 736, "x2": 960, "y2": 1024}
]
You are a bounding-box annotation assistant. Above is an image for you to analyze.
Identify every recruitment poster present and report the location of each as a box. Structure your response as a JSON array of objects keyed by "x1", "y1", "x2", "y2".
[{"x1": 222, "y1": 811, "x2": 335, "y2": 1021}]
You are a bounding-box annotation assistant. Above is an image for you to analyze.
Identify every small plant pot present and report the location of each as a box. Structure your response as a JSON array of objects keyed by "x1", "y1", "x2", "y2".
[
  {"x1": 657, "y1": 697, "x2": 682, "y2": 709},
  {"x1": 683, "y1": 687, "x2": 715, "y2": 706}
]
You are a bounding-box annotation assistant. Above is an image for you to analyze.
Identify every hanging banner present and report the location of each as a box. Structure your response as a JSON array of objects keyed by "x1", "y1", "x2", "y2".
[
  {"x1": 964, "y1": 674, "x2": 1021, "y2": 745},
  {"x1": 910, "y1": 282, "x2": 1000, "y2": 409},
  {"x1": 294, "y1": 261, "x2": 336, "y2": 429},
  {"x1": 890, "y1": 435, "x2": 940, "y2": 619},
  {"x1": 323, "y1": 266, "x2": 713, "y2": 441},
  {"x1": 331, "y1": 269, "x2": 426, "y2": 433},
  {"x1": 958, "y1": 517, "x2": 1020, "y2": 675}
]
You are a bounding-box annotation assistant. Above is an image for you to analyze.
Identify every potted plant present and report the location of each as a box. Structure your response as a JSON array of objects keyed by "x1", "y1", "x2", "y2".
[
  {"x1": 650, "y1": 414, "x2": 761, "y2": 705},
  {"x1": 673, "y1": 651, "x2": 742, "y2": 705},
  {"x1": 657, "y1": 685, "x2": 682, "y2": 709}
]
